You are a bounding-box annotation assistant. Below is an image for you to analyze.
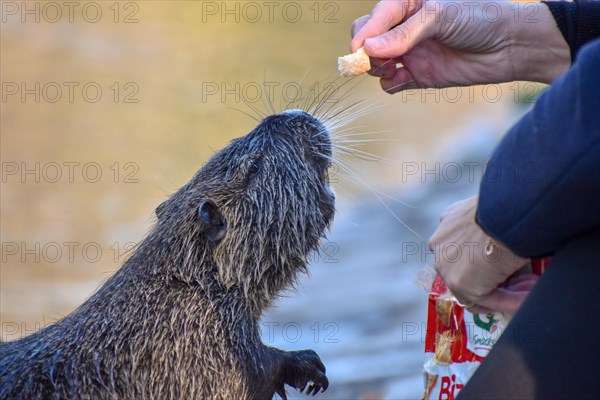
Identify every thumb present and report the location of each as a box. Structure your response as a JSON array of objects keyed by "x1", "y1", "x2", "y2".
[{"x1": 363, "y1": 9, "x2": 435, "y2": 59}]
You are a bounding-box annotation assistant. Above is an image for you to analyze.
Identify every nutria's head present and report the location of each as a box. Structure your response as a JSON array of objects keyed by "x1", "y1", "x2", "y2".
[{"x1": 151, "y1": 110, "x2": 334, "y2": 308}]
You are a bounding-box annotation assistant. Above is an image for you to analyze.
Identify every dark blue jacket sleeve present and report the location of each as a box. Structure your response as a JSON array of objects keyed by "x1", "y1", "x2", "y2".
[
  {"x1": 543, "y1": 0, "x2": 600, "y2": 61},
  {"x1": 476, "y1": 39, "x2": 600, "y2": 258}
]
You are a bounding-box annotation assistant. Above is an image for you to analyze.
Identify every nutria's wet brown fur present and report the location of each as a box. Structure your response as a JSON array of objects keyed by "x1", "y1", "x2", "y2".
[{"x1": 0, "y1": 110, "x2": 334, "y2": 400}]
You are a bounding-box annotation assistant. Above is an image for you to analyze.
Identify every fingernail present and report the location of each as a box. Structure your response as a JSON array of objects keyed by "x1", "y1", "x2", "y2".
[{"x1": 365, "y1": 37, "x2": 384, "y2": 51}]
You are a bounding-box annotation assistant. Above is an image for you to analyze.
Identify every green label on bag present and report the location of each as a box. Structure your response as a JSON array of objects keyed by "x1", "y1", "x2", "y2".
[
  {"x1": 464, "y1": 311, "x2": 504, "y2": 357},
  {"x1": 473, "y1": 313, "x2": 498, "y2": 332}
]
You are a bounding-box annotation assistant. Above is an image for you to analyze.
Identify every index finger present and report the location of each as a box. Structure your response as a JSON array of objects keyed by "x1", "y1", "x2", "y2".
[{"x1": 351, "y1": 0, "x2": 422, "y2": 52}]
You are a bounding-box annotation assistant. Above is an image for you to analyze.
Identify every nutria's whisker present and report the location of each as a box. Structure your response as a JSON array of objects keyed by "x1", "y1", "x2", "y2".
[
  {"x1": 331, "y1": 100, "x2": 384, "y2": 122},
  {"x1": 317, "y1": 75, "x2": 368, "y2": 119},
  {"x1": 304, "y1": 75, "x2": 344, "y2": 116},
  {"x1": 228, "y1": 106, "x2": 261, "y2": 122},
  {"x1": 334, "y1": 130, "x2": 393, "y2": 138},
  {"x1": 333, "y1": 128, "x2": 395, "y2": 140},
  {"x1": 324, "y1": 101, "x2": 385, "y2": 131},
  {"x1": 332, "y1": 159, "x2": 420, "y2": 237},
  {"x1": 262, "y1": 71, "x2": 278, "y2": 115},
  {"x1": 322, "y1": 99, "x2": 370, "y2": 126},
  {"x1": 333, "y1": 145, "x2": 396, "y2": 163},
  {"x1": 310, "y1": 75, "x2": 364, "y2": 118},
  {"x1": 335, "y1": 138, "x2": 390, "y2": 144},
  {"x1": 333, "y1": 147, "x2": 383, "y2": 162},
  {"x1": 285, "y1": 68, "x2": 323, "y2": 113},
  {"x1": 381, "y1": 78, "x2": 421, "y2": 94},
  {"x1": 333, "y1": 153, "x2": 417, "y2": 209},
  {"x1": 225, "y1": 77, "x2": 266, "y2": 120}
]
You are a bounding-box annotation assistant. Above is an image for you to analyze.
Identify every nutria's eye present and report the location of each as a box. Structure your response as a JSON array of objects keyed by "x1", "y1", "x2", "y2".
[{"x1": 248, "y1": 160, "x2": 260, "y2": 176}]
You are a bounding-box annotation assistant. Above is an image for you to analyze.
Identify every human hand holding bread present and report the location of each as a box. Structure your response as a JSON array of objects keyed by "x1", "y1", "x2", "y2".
[{"x1": 341, "y1": 0, "x2": 569, "y2": 91}]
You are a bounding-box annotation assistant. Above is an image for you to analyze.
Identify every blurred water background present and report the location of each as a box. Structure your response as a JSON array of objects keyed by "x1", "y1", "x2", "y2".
[{"x1": 1, "y1": 1, "x2": 538, "y2": 399}]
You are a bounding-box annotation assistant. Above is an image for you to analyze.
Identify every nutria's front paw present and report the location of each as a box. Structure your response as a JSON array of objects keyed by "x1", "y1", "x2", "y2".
[{"x1": 278, "y1": 349, "x2": 328, "y2": 398}]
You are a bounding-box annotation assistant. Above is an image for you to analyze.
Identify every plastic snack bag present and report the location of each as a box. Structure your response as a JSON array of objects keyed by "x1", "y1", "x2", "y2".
[{"x1": 421, "y1": 259, "x2": 550, "y2": 400}]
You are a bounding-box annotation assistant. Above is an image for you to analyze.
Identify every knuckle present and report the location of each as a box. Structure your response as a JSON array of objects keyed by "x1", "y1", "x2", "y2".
[
  {"x1": 373, "y1": 1, "x2": 395, "y2": 20},
  {"x1": 371, "y1": 1, "x2": 401, "y2": 31},
  {"x1": 351, "y1": 16, "x2": 371, "y2": 43},
  {"x1": 351, "y1": 18, "x2": 362, "y2": 37},
  {"x1": 470, "y1": 286, "x2": 488, "y2": 299},
  {"x1": 427, "y1": 238, "x2": 436, "y2": 252},
  {"x1": 390, "y1": 25, "x2": 412, "y2": 45},
  {"x1": 440, "y1": 207, "x2": 453, "y2": 221},
  {"x1": 445, "y1": 276, "x2": 462, "y2": 295}
]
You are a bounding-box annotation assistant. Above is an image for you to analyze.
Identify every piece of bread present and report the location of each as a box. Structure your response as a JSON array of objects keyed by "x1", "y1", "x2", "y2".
[
  {"x1": 423, "y1": 373, "x2": 438, "y2": 400},
  {"x1": 435, "y1": 297, "x2": 453, "y2": 327},
  {"x1": 434, "y1": 330, "x2": 455, "y2": 365},
  {"x1": 338, "y1": 47, "x2": 371, "y2": 77}
]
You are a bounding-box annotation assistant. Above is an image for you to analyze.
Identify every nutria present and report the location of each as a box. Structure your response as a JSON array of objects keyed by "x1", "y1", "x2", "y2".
[{"x1": 0, "y1": 109, "x2": 334, "y2": 400}]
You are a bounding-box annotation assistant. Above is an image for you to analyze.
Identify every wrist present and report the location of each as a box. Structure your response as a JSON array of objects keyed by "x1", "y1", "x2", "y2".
[
  {"x1": 505, "y1": 2, "x2": 570, "y2": 83},
  {"x1": 487, "y1": 237, "x2": 528, "y2": 272}
]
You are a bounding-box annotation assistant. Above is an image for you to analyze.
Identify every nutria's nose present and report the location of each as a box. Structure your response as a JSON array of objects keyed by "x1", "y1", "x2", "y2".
[
  {"x1": 281, "y1": 109, "x2": 309, "y2": 117},
  {"x1": 267, "y1": 110, "x2": 331, "y2": 166},
  {"x1": 281, "y1": 109, "x2": 319, "y2": 124},
  {"x1": 280, "y1": 110, "x2": 332, "y2": 174},
  {"x1": 281, "y1": 110, "x2": 330, "y2": 143}
]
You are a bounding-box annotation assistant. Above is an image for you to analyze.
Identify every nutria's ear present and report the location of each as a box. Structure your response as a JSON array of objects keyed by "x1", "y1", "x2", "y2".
[{"x1": 198, "y1": 200, "x2": 227, "y2": 242}]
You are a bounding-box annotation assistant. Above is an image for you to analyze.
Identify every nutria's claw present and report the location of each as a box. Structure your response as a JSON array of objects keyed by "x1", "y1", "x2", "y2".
[
  {"x1": 275, "y1": 385, "x2": 288, "y2": 400},
  {"x1": 306, "y1": 381, "x2": 326, "y2": 396},
  {"x1": 283, "y1": 349, "x2": 329, "y2": 397}
]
